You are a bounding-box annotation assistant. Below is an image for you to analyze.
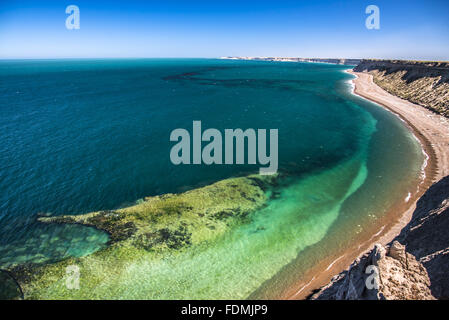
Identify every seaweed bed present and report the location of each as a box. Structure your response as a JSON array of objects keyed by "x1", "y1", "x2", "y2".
[{"x1": 3, "y1": 174, "x2": 277, "y2": 299}]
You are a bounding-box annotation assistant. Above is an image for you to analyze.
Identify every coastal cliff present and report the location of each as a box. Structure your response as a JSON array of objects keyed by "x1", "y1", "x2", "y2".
[
  {"x1": 221, "y1": 57, "x2": 361, "y2": 65},
  {"x1": 354, "y1": 60, "x2": 449, "y2": 117},
  {"x1": 298, "y1": 58, "x2": 361, "y2": 65},
  {"x1": 311, "y1": 175, "x2": 449, "y2": 300}
]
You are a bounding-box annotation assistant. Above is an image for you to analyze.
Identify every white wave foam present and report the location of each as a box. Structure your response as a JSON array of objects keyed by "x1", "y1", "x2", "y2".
[
  {"x1": 325, "y1": 254, "x2": 345, "y2": 271},
  {"x1": 405, "y1": 192, "x2": 411, "y2": 202},
  {"x1": 292, "y1": 276, "x2": 316, "y2": 297}
]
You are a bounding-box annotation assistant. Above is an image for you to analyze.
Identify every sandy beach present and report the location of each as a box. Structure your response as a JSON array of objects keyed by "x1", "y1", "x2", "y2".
[
  {"x1": 286, "y1": 70, "x2": 449, "y2": 299},
  {"x1": 348, "y1": 70, "x2": 449, "y2": 247}
]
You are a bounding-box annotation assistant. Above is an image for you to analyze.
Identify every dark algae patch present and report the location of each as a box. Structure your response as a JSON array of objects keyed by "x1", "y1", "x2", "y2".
[
  {"x1": 6, "y1": 174, "x2": 274, "y2": 299},
  {"x1": 0, "y1": 270, "x2": 23, "y2": 300}
]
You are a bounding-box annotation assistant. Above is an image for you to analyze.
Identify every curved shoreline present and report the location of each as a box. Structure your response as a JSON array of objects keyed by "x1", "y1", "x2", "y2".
[
  {"x1": 6, "y1": 68, "x2": 448, "y2": 300},
  {"x1": 286, "y1": 70, "x2": 449, "y2": 299}
]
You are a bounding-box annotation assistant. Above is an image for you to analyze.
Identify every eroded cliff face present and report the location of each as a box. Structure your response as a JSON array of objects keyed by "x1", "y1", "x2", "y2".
[
  {"x1": 311, "y1": 175, "x2": 449, "y2": 300},
  {"x1": 396, "y1": 175, "x2": 449, "y2": 299},
  {"x1": 354, "y1": 60, "x2": 449, "y2": 117}
]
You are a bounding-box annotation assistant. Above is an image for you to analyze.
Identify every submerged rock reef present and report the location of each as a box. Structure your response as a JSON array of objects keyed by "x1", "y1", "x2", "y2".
[
  {"x1": 354, "y1": 60, "x2": 449, "y2": 117},
  {"x1": 3, "y1": 174, "x2": 277, "y2": 299},
  {"x1": 311, "y1": 175, "x2": 449, "y2": 300}
]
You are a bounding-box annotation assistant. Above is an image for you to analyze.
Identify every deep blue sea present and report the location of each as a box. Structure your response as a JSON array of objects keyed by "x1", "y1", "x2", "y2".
[{"x1": 0, "y1": 59, "x2": 424, "y2": 298}]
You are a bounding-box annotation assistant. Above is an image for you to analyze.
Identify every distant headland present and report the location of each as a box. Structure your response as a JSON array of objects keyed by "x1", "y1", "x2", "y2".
[{"x1": 220, "y1": 56, "x2": 362, "y2": 65}]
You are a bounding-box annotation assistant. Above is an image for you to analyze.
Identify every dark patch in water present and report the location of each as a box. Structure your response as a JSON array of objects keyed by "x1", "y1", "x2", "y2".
[
  {"x1": 159, "y1": 226, "x2": 192, "y2": 249},
  {"x1": 0, "y1": 269, "x2": 24, "y2": 300},
  {"x1": 162, "y1": 67, "x2": 318, "y2": 92},
  {"x1": 134, "y1": 226, "x2": 192, "y2": 251}
]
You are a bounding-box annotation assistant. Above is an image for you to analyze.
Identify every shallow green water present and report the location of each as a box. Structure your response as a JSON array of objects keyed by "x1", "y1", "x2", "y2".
[
  {"x1": 0, "y1": 59, "x2": 424, "y2": 298},
  {"x1": 119, "y1": 156, "x2": 368, "y2": 299}
]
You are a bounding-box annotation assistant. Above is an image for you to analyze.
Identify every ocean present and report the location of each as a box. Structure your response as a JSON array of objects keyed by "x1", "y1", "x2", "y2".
[{"x1": 0, "y1": 59, "x2": 424, "y2": 298}]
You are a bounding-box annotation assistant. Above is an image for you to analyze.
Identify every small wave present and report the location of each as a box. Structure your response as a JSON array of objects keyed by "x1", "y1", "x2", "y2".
[
  {"x1": 292, "y1": 276, "x2": 316, "y2": 297},
  {"x1": 405, "y1": 192, "x2": 412, "y2": 202},
  {"x1": 409, "y1": 128, "x2": 429, "y2": 187},
  {"x1": 420, "y1": 148, "x2": 429, "y2": 182},
  {"x1": 291, "y1": 252, "x2": 348, "y2": 298},
  {"x1": 356, "y1": 225, "x2": 386, "y2": 250},
  {"x1": 342, "y1": 69, "x2": 356, "y2": 94},
  {"x1": 372, "y1": 225, "x2": 385, "y2": 238},
  {"x1": 325, "y1": 254, "x2": 345, "y2": 271}
]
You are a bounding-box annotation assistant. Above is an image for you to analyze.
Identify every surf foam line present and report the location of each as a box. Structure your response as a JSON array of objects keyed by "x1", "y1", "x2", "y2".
[{"x1": 343, "y1": 69, "x2": 429, "y2": 208}]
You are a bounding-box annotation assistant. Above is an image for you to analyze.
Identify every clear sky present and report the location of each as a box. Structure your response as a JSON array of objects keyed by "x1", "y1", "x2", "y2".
[{"x1": 0, "y1": 0, "x2": 448, "y2": 60}]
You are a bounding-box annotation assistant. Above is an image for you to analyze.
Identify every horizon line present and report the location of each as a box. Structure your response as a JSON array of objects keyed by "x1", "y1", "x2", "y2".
[{"x1": 1, "y1": 57, "x2": 448, "y2": 63}]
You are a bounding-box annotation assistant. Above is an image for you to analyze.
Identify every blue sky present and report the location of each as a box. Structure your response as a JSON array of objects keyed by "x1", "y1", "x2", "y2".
[{"x1": 0, "y1": 0, "x2": 448, "y2": 60}]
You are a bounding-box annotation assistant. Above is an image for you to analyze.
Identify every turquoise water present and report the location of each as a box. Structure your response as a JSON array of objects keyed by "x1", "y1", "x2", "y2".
[{"x1": 0, "y1": 59, "x2": 423, "y2": 298}]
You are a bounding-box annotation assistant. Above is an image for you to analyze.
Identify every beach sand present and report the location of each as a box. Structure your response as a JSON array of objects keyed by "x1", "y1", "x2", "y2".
[{"x1": 284, "y1": 70, "x2": 449, "y2": 299}]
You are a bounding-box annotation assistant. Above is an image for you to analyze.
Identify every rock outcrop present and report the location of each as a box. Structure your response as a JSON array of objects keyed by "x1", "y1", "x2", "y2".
[
  {"x1": 396, "y1": 175, "x2": 449, "y2": 299},
  {"x1": 311, "y1": 241, "x2": 434, "y2": 300},
  {"x1": 354, "y1": 60, "x2": 449, "y2": 117},
  {"x1": 311, "y1": 175, "x2": 449, "y2": 300}
]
